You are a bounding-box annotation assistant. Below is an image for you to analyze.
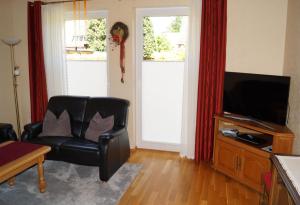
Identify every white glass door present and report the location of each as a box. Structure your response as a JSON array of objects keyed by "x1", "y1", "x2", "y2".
[{"x1": 136, "y1": 8, "x2": 189, "y2": 151}]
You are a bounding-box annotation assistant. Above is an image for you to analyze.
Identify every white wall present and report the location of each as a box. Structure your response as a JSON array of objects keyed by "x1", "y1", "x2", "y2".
[
  {"x1": 226, "y1": 0, "x2": 288, "y2": 75},
  {"x1": 11, "y1": 0, "x2": 32, "y2": 135},
  {"x1": 283, "y1": 0, "x2": 300, "y2": 154},
  {"x1": 0, "y1": 1, "x2": 17, "y2": 129}
]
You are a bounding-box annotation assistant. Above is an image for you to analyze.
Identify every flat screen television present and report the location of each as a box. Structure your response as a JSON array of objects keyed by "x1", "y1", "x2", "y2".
[{"x1": 223, "y1": 72, "x2": 290, "y2": 126}]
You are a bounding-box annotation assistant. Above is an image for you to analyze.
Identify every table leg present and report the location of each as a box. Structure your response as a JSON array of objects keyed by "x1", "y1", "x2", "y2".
[
  {"x1": 37, "y1": 156, "x2": 46, "y2": 193},
  {"x1": 269, "y1": 166, "x2": 279, "y2": 205},
  {"x1": 7, "y1": 177, "x2": 15, "y2": 186}
]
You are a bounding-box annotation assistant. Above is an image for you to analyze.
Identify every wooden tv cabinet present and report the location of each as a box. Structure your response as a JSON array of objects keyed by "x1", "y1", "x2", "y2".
[{"x1": 213, "y1": 114, "x2": 294, "y2": 193}]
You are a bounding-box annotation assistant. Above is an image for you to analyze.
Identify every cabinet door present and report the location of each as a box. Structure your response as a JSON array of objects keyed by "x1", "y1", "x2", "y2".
[
  {"x1": 240, "y1": 150, "x2": 271, "y2": 192},
  {"x1": 214, "y1": 140, "x2": 239, "y2": 178}
]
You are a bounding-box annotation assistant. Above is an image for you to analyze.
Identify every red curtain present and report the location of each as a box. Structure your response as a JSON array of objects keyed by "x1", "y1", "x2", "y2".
[
  {"x1": 28, "y1": 1, "x2": 48, "y2": 122},
  {"x1": 195, "y1": 0, "x2": 227, "y2": 162}
]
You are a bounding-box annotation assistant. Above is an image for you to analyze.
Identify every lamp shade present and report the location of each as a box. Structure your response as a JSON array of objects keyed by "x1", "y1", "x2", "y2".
[{"x1": 1, "y1": 37, "x2": 21, "y2": 46}]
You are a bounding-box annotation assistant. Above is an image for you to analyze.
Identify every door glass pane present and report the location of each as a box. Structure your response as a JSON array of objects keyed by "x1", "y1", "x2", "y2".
[{"x1": 141, "y1": 16, "x2": 188, "y2": 144}]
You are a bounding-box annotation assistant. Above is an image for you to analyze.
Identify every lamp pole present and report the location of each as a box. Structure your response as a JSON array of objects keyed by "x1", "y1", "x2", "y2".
[{"x1": 2, "y1": 38, "x2": 22, "y2": 138}]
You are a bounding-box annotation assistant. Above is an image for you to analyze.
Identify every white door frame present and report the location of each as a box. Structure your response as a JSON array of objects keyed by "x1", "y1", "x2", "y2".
[{"x1": 135, "y1": 7, "x2": 189, "y2": 152}]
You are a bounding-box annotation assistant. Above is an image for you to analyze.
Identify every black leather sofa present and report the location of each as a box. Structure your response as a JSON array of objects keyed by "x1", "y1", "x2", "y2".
[{"x1": 21, "y1": 96, "x2": 130, "y2": 181}]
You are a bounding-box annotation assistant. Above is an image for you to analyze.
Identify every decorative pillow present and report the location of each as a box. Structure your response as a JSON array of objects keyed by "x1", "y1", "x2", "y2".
[
  {"x1": 39, "y1": 110, "x2": 72, "y2": 137},
  {"x1": 85, "y1": 112, "x2": 114, "y2": 142}
]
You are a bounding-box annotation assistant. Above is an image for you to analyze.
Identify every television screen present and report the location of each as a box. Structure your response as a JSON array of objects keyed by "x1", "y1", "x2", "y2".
[{"x1": 223, "y1": 72, "x2": 290, "y2": 125}]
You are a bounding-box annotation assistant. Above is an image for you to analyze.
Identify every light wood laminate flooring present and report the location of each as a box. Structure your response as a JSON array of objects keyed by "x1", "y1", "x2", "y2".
[{"x1": 119, "y1": 149, "x2": 260, "y2": 205}]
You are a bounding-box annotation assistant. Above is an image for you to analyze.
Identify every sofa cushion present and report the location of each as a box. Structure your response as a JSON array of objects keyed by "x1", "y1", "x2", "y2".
[
  {"x1": 59, "y1": 147, "x2": 100, "y2": 166},
  {"x1": 60, "y1": 138, "x2": 99, "y2": 151},
  {"x1": 59, "y1": 138, "x2": 100, "y2": 166},
  {"x1": 47, "y1": 96, "x2": 89, "y2": 137},
  {"x1": 85, "y1": 113, "x2": 114, "y2": 142},
  {"x1": 39, "y1": 110, "x2": 72, "y2": 137},
  {"x1": 29, "y1": 136, "x2": 71, "y2": 159},
  {"x1": 29, "y1": 136, "x2": 71, "y2": 148},
  {"x1": 81, "y1": 98, "x2": 129, "y2": 137}
]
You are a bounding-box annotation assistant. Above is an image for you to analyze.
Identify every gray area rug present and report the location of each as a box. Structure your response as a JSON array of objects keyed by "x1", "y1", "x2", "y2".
[{"x1": 0, "y1": 161, "x2": 141, "y2": 205}]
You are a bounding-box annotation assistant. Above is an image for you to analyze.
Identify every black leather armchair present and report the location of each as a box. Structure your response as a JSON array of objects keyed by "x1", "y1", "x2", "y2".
[
  {"x1": 21, "y1": 96, "x2": 130, "y2": 181},
  {"x1": 0, "y1": 123, "x2": 17, "y2": 143}
]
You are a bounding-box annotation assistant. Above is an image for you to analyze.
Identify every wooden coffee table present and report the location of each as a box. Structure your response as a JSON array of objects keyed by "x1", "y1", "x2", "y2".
[{"x1": 0, "y1": 141, "x2": 51, "y2": 193}]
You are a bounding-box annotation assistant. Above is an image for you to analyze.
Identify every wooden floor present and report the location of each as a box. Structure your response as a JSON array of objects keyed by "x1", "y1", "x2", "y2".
[{"x1": 118, "y1": 149, "x2": 261, "y2": 205}]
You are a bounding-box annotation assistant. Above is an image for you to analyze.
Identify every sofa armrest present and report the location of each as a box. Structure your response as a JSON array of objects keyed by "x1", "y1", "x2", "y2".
[
  {"x1": 21, "y1": 122, "x2": 43, "y2": 141},
  {"x1": 98, "y1": 127, "x2": 130, "y2": 181}
]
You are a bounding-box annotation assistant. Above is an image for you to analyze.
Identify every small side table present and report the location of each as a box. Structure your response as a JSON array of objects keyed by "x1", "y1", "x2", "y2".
[
  {"x1": 269, "y1": 155, "x2": 300, "y2": 205},
  {"x1": 0, "y1": 123, "x2": 17, "y2": 143}
]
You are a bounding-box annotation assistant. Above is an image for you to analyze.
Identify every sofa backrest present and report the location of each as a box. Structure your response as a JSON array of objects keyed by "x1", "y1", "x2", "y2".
[
  {"x1": 47, "y1": 96, "x2": 89, "y2": 137},
  {"x1": 81, "y1": 97, "x2": 130, "y2": 137}
]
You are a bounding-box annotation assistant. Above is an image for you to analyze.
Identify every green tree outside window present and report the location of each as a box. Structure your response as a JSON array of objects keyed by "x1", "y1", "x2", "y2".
[
  {"x1": 143, "y1": 17, "x2": 156, "y2": 60},
  {"x1": 86, "y1": 18, "x2": 106, "y2": 52},
  {"x1": 169, "y1": 16, "x2": 182, "y2": 33},
  {"x1": 155, "y1": 35, "x2": 171, "y2": 52}
]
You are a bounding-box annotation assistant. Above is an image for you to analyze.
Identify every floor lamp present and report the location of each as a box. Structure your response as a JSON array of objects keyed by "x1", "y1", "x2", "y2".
[{"x1": 1, "y1": 37, "x2": 22, "y2": 138}]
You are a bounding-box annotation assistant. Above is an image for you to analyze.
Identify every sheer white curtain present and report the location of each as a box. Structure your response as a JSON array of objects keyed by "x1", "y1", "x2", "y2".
[
  {"x1": 180, "y1": 0, "x2": 201, "y2": 159},
  {"x1": 42, "y1": 3, "x2": 67, "y2": 98}
]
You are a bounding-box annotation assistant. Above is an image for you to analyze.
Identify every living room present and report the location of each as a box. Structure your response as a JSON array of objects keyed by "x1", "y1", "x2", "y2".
[{"x1": 0, "y1": 0, "x2": 299, "y2": 204}]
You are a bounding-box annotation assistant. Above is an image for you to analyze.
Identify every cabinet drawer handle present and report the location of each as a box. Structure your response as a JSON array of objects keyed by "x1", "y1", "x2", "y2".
[{"x1": 235, "y1": 156, "x2": 238, "y2": 171}]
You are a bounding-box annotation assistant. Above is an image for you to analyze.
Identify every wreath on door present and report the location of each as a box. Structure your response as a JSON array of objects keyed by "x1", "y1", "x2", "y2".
[{"x1": 110, "y1": 22, "x2": 129, "y2": 83}]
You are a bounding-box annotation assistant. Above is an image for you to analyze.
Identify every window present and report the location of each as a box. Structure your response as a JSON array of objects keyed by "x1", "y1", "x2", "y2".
[{"x1": 64, "y1": 11, "x2": 108, "y2": 96}]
